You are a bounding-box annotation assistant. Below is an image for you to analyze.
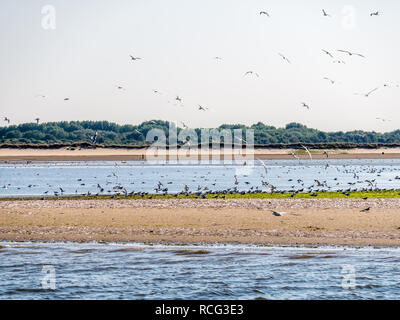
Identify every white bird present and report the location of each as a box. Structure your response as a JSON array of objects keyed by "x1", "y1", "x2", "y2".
[
  {"x1": 337, "y1": 50, "x2": 365, "y2": 58},
  {"x1": 4, "y1": 117, "x2": 10, "y2": 124},
  {"x1": 129, "y1": 55, "x2": 142, "y2": 61},
  {"x1": 323, "y1": 77, "x2": 335, "y2": 84},
  {"x1": 301, "y1": 102, "x2": 310, "y2": 110},
  {"x1": 370, "y1": 11, "x2": 379, "y2": 16},
  {"x1": 244, "y1": 71, "x2": 259, "y2": 77},
  {"x1": 322, "y1": 49, "x2": 334, "y2": 58},
  {"x1": 356, "y1": 87, "x2": 379, "y2": 97},
  {"x1": 257, "y1": 158, "x2": 268, "y2": 175},
  {"x1": 234, "y1": 175, "x2": 239, "y2": 185},
  {"x1": 259, "y1": 11, "x2": 270, "y2": 17},
  {"x1": 278, "y1": 53, "x2": 291, "y2": 64},
  {"x1": 301, "y1": 145, "x2": 313, "y2": 160},
  {"x1": 198, "y1": 105, "x2": 208, "y2": 111},
  {"x1": 176, "y1": 96, "x2": 182, "y2": 102},
  {"x1": 35, "y1": 118, "x2": 40, "y2": 124},
  {"x1": 322, "y1": 9, "x2": 331, "y2": 17}
]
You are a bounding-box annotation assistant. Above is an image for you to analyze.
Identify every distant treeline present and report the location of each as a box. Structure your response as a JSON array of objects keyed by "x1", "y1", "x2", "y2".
[{"x1": 1, "y1": 120, "x2": 400, "y2": 148}]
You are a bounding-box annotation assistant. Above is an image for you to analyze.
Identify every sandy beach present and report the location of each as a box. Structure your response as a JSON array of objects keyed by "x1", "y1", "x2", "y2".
[
  {"x1": 1, "y1": 198, "x2": 400, "y2": 246},
  {"x1": 0, "y1": 147, "x2": 400, "y2": 161}
]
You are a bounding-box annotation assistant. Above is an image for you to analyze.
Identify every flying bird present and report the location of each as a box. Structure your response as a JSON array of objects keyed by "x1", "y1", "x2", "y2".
[
  {"x1": 64, "y1": 98, "x2": 70, "y2": 101},
  {"x1": 257, "y1": 158, "x2": 268, "y2": 175},
  {"x1": 322, "y1": 9, "x2": 331, "y2": 17},
  {"x1": 259, "y1": 11, "x2": 270, "y2": 17},
  {"x1": 301, "y1": 102, "x2": 310, "y2": 110},
  {"x1": 278, "y1": 53, "x2": 291, "y2": 64},
  {"x1": 370, "y1": 11, "x2": 379, "y2": 16},
  {"x1": 244, "y1": 71, "x2": 259, "y2": 77},
  {"x1": 198, "y1": 105, "x2": 208, "y2": 111},
  {"x1": 337, "y1": 50, "x2": 365, "y2": 58},
  {"x1": 214, "y1": 56, "x2": 223, "y2": 60},
  {"x1": 176, "y1": 96, "x2": 182, "y2": 102},
  {"x1": 301, "y1": 145, "x2": 313, "y2": 160},
  {"x1": 322, "y1": 49, "x2": 334, "y2": 58},
  {"x1": 323, "y1": 77, "x2": 335, "y2": 84},
  {"x1": 116, "y1": 86, "x2": 125, "y2": 90},
  {"x1": 129, "y1": 55, "x2": 142, "y2": 61},
  {"x1": 356, "y1": 87, "x2": 379, "y2": 97}
]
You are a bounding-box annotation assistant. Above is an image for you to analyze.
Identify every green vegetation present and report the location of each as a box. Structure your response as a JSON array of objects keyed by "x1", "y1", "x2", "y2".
[
  {"x1": 1, "y1": 120, "x2": 400, "y2": 147},
  {"x1": 1, "y1": 189, "x2": 400, "y2": 201}
]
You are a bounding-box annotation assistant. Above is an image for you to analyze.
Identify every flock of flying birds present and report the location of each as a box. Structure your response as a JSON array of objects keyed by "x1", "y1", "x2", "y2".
[{"x1": 2, "y1": 8, "x2": 398, "y2": 130}]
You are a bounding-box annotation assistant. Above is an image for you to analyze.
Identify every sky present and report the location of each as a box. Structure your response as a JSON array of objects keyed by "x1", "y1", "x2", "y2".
[{"x1": 0, "y1": 0, "x2": 399, "y2": 132}]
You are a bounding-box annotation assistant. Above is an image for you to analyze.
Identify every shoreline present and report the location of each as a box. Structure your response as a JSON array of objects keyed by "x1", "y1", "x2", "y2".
[
  {"x1": 1, "y1": 147, "x2": 400, "y2": 161},
  {"x1": 1, "y1": 198, "x2": 400, "y2": 246}
]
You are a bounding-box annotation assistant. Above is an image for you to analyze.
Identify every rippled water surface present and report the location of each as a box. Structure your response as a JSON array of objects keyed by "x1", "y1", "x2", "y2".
[
  {"x1": 1, "y1": 242, "x2": 400, "y2": 299},
  {"x1": 1, "y1": 159, "x2": 400, "y2": 197}
]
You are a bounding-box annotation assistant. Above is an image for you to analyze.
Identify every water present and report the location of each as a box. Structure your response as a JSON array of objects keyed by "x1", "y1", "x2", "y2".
[
  {"x1": 0, "y1": 242, "x2": 399, "y2": 299},
  {"x1": 1, "y1": 159, "x2": 400, "y2": 197}
]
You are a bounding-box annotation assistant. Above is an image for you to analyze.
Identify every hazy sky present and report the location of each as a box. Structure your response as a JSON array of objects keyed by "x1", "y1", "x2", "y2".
[{"x1": 0, "y1": 0, "x2": 399, "y2": 132}]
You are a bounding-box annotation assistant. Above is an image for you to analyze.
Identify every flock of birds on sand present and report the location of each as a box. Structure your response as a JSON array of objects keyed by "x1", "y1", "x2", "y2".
[
  {"x1": 2, "y1": 8, "x2": 399, "y2": 132},
  {"x1": 3, "y1": 159, "x2": 400, "y2": 216}
]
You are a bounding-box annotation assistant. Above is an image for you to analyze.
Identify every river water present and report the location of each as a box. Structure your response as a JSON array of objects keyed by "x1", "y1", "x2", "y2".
[
  {"x1": 1, "y1": 159, "x2": 400, "y2": 197},
  {"x1": 0, "y1": 242, "x2": 399, "y2": 300}
]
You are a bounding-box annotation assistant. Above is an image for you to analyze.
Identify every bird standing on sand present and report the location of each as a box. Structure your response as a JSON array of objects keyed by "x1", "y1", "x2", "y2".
[{"x1": 271, "y1": 210, "x2": 286, "y2": 217}]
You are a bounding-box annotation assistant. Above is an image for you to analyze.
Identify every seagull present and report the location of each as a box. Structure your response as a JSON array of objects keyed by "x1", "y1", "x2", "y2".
[
  {"x1": 244, "y1": 71, "x2": 259, "y2": 77},
  {"x1": 180, "y1": 121, "x2": 188, "y2": 129},
  {"x1": 323, "y1": 77, "x2": 335, "y2": 84},
  {"x1": 91, "y1": 131, "x2": 98, "y2": 144},
  {"x1": 116, "y1": 86, "x2": 125, "y2": 90},
  {"x1": 278, "y1": 53, "x2": 291, "y2": 64},
  {"x1": 291, "y1": 152, "x2": 299, "y2": 160},
  {"x1": 214, "y1": 56, "x2": 223, "y2": 60},
  {"x1": 370, "y1": 11, "x2": 379, "y2": 16},
  {"x1": 257, "y1": 158, "x2": 268, "y2": 175},
  {"x1": 322, "y1": 9, "x2": 331, "y2": 17},
  {"x1": 129, "y1": 55, "x2": 142, "y2": 61},
  {"x1": 322, "y1": 49, "x2": 334, "y2": 58},
  {"x1": 259, "y1": 11, "x2": 270, "y2": 17},
  {"x1": 153, "y1": 89, "x2": 161, "y2": 94},
  {"x1": 198, "y1": 105, "x2": 208, "y2": 111},
  {"x1": 176, "y1": 96, "x2": 182, "y2": 102},
  {"x1": 35, "y1": 118, "x2": 40, "y2": 124},
  {"x1": 337, "y1": 50, "x2": 365, "y2": 58},
  {"x1": 301, "y1": 145, "x2": 313, "y2": 160},
  {"x1": 356, "y1": 87, "x2": 379, "y2": 97},
  {"x1": 333, "y1": 60, "x2": 346, "y2": 64},
  {"x1": 301, "y1": 102, "x2": 310, "y2": 110}
]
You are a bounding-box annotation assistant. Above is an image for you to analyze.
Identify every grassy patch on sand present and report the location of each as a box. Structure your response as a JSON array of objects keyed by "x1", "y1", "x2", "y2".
[{"x1": 1, "y1": 189, "x2": 400, "y2": 201}]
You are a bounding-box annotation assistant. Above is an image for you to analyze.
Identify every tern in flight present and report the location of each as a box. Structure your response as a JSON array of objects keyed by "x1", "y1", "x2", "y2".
[
  {"x1": 370, "y1": 11, "x2": 379, "y2": 16},
  {"x1": 129, "y1": 55, "x2": 142, "y2": 61},
  {"x1": 180, "y1": 121, "x2": 188, "y2": 129},
  {"x1": 322, "y1": 9, "x2": 331, "y2": 17},
  {"x1": 337, "y1": 50, "x2": 365, "y2": 58},
  {"x1": 244, "y1": 71, "x2": 259, "y2": 77},
  {"x1": 214, "y1": 56, "x2": 223, "y2": 60},
  {"x1": 356, "y1": 87, "x2": 379, "y2": 97},
  {"x1": 257, "y1": 158, "x2": 268, "y2": 175},
  {"x1": 323, "y1": 77, "x2": 335, "y2": 84},
  {"x1": 322, "y1": 49, "x2": 334, "y2": 58},
  {"x1": 259, "y1": 11, "x2": 270, "y2": 17},
  {"x1": 64, "y1": 98, "x2": 70, "y2": 101},
  {"x1": 301, "y1": 102, "x2": 310, "y2": 110},
  {"x1": 301, "y1": 145, "x2": 313, "y2": 160},
  {"x1": 198, "y1": 105, "x2": 208, "y2": 111},
  {"x1": 176, "y1": 96, "x2": 182, "y2": 102},
  {"x1": 278, "y1": 53, "x2": 291, "y2": 64}
]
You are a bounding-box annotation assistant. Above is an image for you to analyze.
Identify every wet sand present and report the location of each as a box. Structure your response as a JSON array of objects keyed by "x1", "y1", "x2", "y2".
[
  {"x1": 0, "y1": 147, "x2": 399, "y2": 161},
  {"x1": 1, "y1": 198, "x2": 400, "y2": 246}
]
